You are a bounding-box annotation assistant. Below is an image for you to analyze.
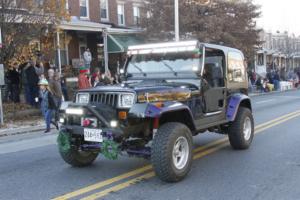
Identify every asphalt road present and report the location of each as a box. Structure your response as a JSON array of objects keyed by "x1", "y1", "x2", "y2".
[{"x1": 0, "y1": 90, "x2": 300, "y2": 200}]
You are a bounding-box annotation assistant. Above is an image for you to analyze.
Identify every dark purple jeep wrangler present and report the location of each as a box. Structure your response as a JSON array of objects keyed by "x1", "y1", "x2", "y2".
[{"x1": 58, "y1": 41, "x2": 254, "y2": 182}]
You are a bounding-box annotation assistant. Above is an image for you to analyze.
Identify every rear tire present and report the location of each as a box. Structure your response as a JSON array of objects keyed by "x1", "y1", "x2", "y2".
[
  {"x1": 228, "y1": 107, "x2": 254, "y2": 150},
  {"x1": 151, "y1": 122, "x2": 193, "y2": 182}
]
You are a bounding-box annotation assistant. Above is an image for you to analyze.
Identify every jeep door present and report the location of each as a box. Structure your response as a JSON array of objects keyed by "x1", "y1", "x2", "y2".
[{"x1": 201, "y1": 47, "x2": 226, "y2": 114}]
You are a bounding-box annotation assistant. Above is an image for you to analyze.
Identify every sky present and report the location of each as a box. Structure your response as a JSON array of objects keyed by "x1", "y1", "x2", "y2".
[{"x1": 254, "y1": 0, "x2": 300, "y2": 36}]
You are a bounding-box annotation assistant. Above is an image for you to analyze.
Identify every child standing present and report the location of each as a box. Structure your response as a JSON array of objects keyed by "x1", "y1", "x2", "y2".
[{"x1": 39, "y1": 79, "x2": 57, "y2": 133}]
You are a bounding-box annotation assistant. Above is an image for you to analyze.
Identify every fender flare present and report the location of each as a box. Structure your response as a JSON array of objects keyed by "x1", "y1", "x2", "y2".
[
  {"x1": 128, "y1": 102, "x2": 196, "y2": 130},
  {"x1": 226, "y1": 94, "x2": 252, "y2": 122}
]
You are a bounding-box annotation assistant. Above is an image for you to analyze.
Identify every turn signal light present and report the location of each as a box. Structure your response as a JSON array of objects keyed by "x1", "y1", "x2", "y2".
[
  {"x1": 154, "y1": 102, "x2": 164, "y2": 108},
  {"x1": 118, "y1": 111, "x2": 127, "y2": 120}
]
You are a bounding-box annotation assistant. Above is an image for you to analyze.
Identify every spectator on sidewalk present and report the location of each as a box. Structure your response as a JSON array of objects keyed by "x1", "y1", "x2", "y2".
[
  {"x1": 273, "y1": 71, "x2": 280, "y2": 91},
  {"x1": 78, "y1": 67, "x2": 91, "y2": 90},
  {"x1": 91, "y1": 68, "x2": 101, "y2": 86},
  {"x1": 35, "y1": 61, "x2": 45, "y2": 78},
  {"x1": 60, "y1": 73, "x2": 69, "y2": 101},
  {"x1": 7, "y1": 63, "x2": 20, "y2": 103},
  {"x1": 93, "y1": 75, "x2": 106, "y2": 87},
  {"x1": 83, "y1": 48, "x2": 92, "y2": 69},
  {"x1": 48, "y1": 69, "x2": 63, "y2": 125},
  {"x1": 20, "y1": 62, "x2": 30, "y2": 104},
  {"x1": 25, "y1": 60, "x2": 40, "y2": 106},
  {"x1": 39, "y1": 79, "x2": 57, "y2": 133},
  {"x1": 256, "y1": 77, "x2": 264, "y2": 93}
]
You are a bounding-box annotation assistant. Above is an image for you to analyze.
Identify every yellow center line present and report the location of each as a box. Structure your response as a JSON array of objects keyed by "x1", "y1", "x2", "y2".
[
  {"x1": 52, "y1": 165, "x2": 153, "y2": 200},
  {"x1": 255, "y1": 113, "x2": 300, "y2": 134},
  {"x1": 254, "y1": 110, "x2": 300, "y2": 129},
  {"x1": 52, "y1": 109, "x2": 300, "y2": 200},
  {"x1": 81, "y1": 172, "x2": 156, "y2": 200}
]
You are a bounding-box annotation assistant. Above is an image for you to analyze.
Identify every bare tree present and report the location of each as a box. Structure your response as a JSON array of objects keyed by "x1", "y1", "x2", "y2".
[
  {"x1": 0, "y1": 0, "x2": 68, "y2": 65},
  {"x1": 142, "y1": 0, "x2": 262, "y2": 61}
]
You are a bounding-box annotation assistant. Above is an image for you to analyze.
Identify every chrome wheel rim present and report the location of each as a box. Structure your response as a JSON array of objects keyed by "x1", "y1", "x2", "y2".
[
  {"x1": 243, "y1": 117, "x2": 252, "y2": 141},
  {"x1": 172, "y1": 136, "x2": 189, "y2": 170}
]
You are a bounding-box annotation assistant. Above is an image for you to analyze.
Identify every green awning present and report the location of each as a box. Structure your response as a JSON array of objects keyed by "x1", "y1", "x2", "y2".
[{"x1": 107, "y1": 34, "x2": 144, "y2": 53}]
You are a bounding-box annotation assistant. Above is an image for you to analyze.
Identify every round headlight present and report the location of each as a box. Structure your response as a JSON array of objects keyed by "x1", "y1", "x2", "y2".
[{"x1": 119, "y1": 94, "x2": 135, "y2": 108}]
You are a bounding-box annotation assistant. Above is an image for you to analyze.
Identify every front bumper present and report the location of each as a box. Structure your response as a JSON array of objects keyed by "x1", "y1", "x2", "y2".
[
  {"x1": 61, "y1": 103, "x2": 125, "y2": 137},
  {"x1": 60, "y1": 125, "x2": 123, "y2": 138}
]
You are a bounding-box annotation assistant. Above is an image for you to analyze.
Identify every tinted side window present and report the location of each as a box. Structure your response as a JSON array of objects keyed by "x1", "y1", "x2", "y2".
[{"x1": 228, "y1": 52, "x2": 246, "y2": 83}]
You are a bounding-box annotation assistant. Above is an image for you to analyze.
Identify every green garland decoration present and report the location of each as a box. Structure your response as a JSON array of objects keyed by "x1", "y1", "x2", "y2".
[
  {"x1": 57, "y1": 132, "x2": 71, "y2": 153},
  {"x1": 102, "y1": 140, "x2": 119, "y2": 160}
]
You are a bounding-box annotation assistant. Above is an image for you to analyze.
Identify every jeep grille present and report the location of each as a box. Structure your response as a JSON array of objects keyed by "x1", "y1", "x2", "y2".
[{"x1": 89, "y1": 93, "x2": 119, "y2": 108}]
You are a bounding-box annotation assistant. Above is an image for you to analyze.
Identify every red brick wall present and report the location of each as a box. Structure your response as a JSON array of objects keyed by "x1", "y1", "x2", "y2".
[
  {"x1": 89, "y1": 0, "x2": 100, "y2": 22},
  {"x1": 68, "y1": 33, "x2": 80, "y2": 61},
  {"x1": 68, "y1": 0, "x2": 80, "y2": 17},
  {"x1": 108, "y1": 0, "x2": 118, "y2": 25},
  {"x1": 124, "y1": 1, "x2": 134, "y2": 27}
]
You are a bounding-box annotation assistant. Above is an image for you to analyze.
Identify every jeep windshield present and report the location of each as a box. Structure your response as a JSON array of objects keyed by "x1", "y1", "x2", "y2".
[{"x1": 126, "y1": 51, "x2": 203, "y2": 79}]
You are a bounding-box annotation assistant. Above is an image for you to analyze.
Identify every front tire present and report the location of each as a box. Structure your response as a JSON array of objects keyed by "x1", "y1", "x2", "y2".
[
  {"x1": 151, "y1": 122, "x2": 193, "y2": 182},
  {"x1": 228, "y1": 107, "x2": 254, "y2": 150},
  {"x1": 58, "y1": 133, "x2": 99, "y2": 167},
  {"x1": 59, "y1": 148, "x2": 99, "y2": 167}
]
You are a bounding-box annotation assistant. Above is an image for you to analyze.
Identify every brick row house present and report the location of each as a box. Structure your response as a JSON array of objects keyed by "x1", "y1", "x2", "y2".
[{"x1": 57, "y1": 0, "x2": 146, "y2": 74}]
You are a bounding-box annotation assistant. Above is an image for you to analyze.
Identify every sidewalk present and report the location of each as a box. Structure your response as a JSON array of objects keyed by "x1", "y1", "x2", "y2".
[
  {"x1": 249, "y1": 87, "x2": 299, "y2": 97},
  {"x1": 0, "y1": 118, "x2": 47, "y2": 137}
]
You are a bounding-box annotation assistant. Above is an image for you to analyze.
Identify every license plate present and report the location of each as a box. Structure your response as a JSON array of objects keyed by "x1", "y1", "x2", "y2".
[{"x1": 84, "y1": 129, "x2": 103, "y2": 142}]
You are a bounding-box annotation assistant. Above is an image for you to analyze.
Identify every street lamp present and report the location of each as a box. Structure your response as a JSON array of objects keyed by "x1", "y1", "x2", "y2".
[{"x1": 174, "y1": 0, "x2": 212, "y2": 42}]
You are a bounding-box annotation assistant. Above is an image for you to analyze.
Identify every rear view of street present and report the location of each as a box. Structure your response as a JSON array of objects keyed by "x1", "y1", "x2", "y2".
[{"x1": 0, "y1": 90, "x2": 300, "y2": 200}]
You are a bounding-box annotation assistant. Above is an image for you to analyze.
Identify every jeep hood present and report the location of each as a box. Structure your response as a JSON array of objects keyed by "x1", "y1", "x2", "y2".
[{"x1": 79, "y1": 80, "x2": 198, "y2": 102}]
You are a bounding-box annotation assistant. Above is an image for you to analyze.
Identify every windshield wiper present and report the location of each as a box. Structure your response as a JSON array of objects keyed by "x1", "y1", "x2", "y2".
[
  {"x1": 132, "y1": 63, "x2": 147, "y2": 77},
  {"x1": 162, "y1": 61, "x2": 178, "y2": 76}
]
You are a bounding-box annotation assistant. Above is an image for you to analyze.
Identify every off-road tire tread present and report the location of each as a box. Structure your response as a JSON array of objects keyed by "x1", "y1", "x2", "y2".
[
  {"x1": 228, "y1": 107, "x2": 254, "y2": 150},
  {"x1": 59, "y1": 148, "x2": 98, "y2": 167},
  {"x1": 151, "y1": 122, "x2": 193, "y2": 182}
]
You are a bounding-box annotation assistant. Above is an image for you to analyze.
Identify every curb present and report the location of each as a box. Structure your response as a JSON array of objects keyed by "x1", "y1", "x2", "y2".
[
  {"x1": 249, "y1": 88, "x2": 299, "y2": 97},
  {"x1": 0, "y1": 126, "x2": 55, "y2": 138}
]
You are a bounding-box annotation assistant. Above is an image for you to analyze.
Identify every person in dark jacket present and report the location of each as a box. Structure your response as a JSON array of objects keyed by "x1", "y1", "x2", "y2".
[
  {"x1": 60, "y1": 73, "x2": 68, "y2": 101},
  {"x1": 26, "y1": 61, "x2": 40, "y2": 106},
  {"x1": 7, "y1": 63, "x2": 20, "y2": 103},
  {"x1": 39, "y1": 79, "x2": 57, "y2": 133}
]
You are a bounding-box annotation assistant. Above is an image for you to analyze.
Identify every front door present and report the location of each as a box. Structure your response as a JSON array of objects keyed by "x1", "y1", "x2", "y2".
[{"x1": 202, "y1": 48, "x2": 226, "y2": 113}]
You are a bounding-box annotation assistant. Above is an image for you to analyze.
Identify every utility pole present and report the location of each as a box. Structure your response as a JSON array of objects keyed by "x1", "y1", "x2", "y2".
[
  {"x1": 56, "y1": 30, "x2": 62, "y2": 74},
  {"x1": 0, "y1": 27, "x2": 4, "y2": 125},
  {"x1": 103, "y1": 29, "x2": 109, "y2": 75},
  {"x1": 174, "y1": 0, "x2": 179, "y2": 42}
]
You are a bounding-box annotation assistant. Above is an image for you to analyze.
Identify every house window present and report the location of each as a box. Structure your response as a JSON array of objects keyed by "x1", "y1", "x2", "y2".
[
  {"x1": 80, "y1": 0, "x2": 89, "y2": 18},
  {"x1": 117, "y1": 4, "x2": 125, "y2": 25},
  {"x1": 100, "y1": 0, "x2": 109, "y2": 20},
  {"x1": 133, "y1": 6, "x2": 140, "y2": 25}
]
